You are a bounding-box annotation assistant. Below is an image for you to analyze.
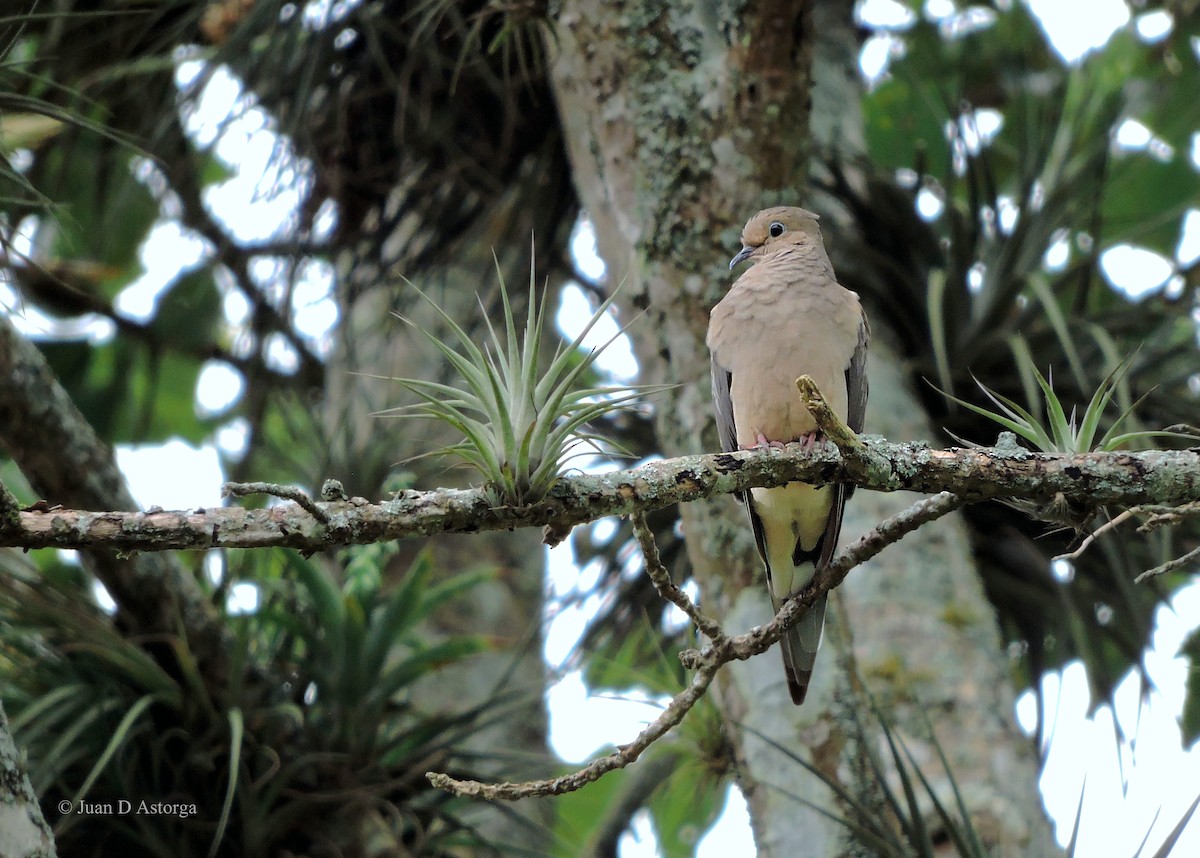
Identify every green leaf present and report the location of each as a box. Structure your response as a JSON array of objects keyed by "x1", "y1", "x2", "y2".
[
  {"x1": 35, "y1": 133, "x2": 158, "y2": 276},
  {"x1": 151, "y1": 267, "x2": 223, "y2": 351},
  {"x1": 1102, "y1": 153, "x2": 1199, "y2": 255},
  {"x1": 71, "y1": 693, "x2": 162, "y2": 809},
  {"x1": 209, "y1": 708, "x2": 244, "y2": 858},
  {"x1": 647, "y1": 752, "x2": 722, "y2": 858},
  {"x1": 376, "y1": 637, "x2": 489, "y2": 699},
  {"x1": 552, "y1": 766, "x2": 632, "y2": 856}
]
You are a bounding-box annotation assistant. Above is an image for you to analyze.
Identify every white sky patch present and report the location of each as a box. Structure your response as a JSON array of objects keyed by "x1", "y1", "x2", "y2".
[
  {"x1": 967, "y1": 261, "x2": 986, "y2": 293},
  {"x1": 1177, "y1": 209, "x2": 1200, "y2": 267},
  {"x1": 916, "y1": 186, "x2": 944, "y2": 220},
  {"x1": 196, "y1": 361, "x2": 245, "y2": 416},
  {"x1": 302, "y1": 0, "x2": 364, "y2": 29},
  {"x1": 1024, "y1": 0, "x2": 1131, "y2": 64},
  {"x1": 1044, "y1": 229, "x2": 1070, "y2": 271},
  {"x1": 544, "y1": 540, "x2": 607, "y2": 667},
  {"x1": 618, "y1": 810, "x2": 658, "y2": 858},
  {"x1": 696, "y1": 785, "x2": 754, "y2": 857},
  {"x1": 216, "y1": 417, "x2": 251, "y2": 458},
  {"x1": 570, "y1": 216, "x2": 607, "y2": 282},
  {"x1": 1100, "y1": 244, "x2": 1174, "y2": 298},
  {"x1": 856, "y1": 0, "x2": 917, "y2": 30},
  {"x1": 924, "y1": 0, "x2": 956, "y2": 19},
  {"x1": 972, "y1": 108, "x2": 1004, "y2": 146},
  {"x1": 1115, "y1": 119, "x2": 1175, "y2": 161},
  {"x1": 547, "y1": 671, "x2": 669, "y2": 763},
  {"x1": 264, "y1": 331, "x2": 301, "y2": 374},
  {"x1": 859, "y1": 33, "x2": 904, "y2": 83},
  {"x1": 177, "y1": 64, "x2": 315, "y2": 244},
  {"x1": 115, "y1": 222, "x2": 210, "y2": 321},
  {"x1": 1115, "y1": 118, "x2": 1153, "y2": 149},
  {"x1": 1026, "y1": 581, "x2": 1200, "y2": 855},
  {"x1": 940, "y1": 5, "x2": 998, "y2": 39},
  {"x1": 291, "y1": 257, "x2": 339, "y2": 351},
  {"x1": 93, "y1": 579, "x2": 117, "y2": 614},
  {"x1": 227, "y1": 582, "x2": 261, "y2": 615},
  {"x1": 662, "y1": 579, "x2": 699, "y2": 632},
  {"x1": 556, "y1": 283, "x2": 638, "y2": 381},
  {"x1": 997, "y1": 196, "x2": 1020, "y2": 233},
  {"x1": 115, "y1": 441, "x2": 224, "y2": 509},
  {"x1": 1135, "y1": 10, "x2": 1173, "y2": 43}
]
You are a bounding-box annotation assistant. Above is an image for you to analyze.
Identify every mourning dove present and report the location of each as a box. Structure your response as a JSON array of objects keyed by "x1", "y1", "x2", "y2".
[{"x1": 707, "y1": 206, "x2": 869, "y2": 705}]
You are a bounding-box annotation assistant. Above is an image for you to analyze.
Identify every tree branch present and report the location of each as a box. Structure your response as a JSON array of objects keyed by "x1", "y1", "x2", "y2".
[
  {"x1": 4, "y1": 438, "x2": 1198, "y2": 552},
  {"x1": 426, "y1": 491, "x2": 964, "y2": 800}
]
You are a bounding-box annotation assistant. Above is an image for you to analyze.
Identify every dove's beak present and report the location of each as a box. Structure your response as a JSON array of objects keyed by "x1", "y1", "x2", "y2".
[{"x1": 729, "y1": 246, "x2": 755, "y2": 269}]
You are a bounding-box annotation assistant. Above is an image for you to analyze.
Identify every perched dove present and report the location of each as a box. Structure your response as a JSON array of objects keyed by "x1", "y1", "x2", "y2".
[{"x1": 707, "y1": 206, "x2": 869, "y2": 705}]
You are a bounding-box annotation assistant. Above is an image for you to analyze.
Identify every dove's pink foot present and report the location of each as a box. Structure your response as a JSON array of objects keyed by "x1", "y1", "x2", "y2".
[
  {"x1": 741, "y1": 431, "x2": 788, "y2": 451},
  {"x1": 795, "y1": 430, "x2": 823, "y2": 451}
]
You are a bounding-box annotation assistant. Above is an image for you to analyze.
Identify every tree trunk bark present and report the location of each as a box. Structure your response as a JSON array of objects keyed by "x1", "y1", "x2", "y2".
[
  {"x1": 0, "y1": 701, "x2": 56, "y2": 858},
  {"x1": 547, "y1": 1, "x2": 1056, "y2": 853}
]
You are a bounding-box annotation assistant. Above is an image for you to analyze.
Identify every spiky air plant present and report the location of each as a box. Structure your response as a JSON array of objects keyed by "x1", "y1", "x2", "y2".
[
  {"x1": 938, "y1": 342, "x2": 1197, "y2": 527},
  {"x1": 380, "y1": 257, "x2": 659, "y2": 506}
]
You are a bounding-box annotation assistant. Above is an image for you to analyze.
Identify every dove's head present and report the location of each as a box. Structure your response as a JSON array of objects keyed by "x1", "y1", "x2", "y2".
[{"x1": 729, "y1": 206, "x2": 822, "y2": 269}]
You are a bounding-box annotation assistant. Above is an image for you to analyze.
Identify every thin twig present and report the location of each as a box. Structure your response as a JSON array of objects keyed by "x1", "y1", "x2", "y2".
[
  {"x1": 629, "y1": 510, "x2": 725, "y2": 643},
  {"x1": 426, "y1": 491, "x2": 965, "y2": 800},
  {"x1": 795, "y1": 374, "x2": 862, "y2": 453},
  {"x1": 1053, "y1": 502, "x2": 1200, "y2": 579},
  {"x1": 1139, "y1": 501, "x2": 1200, "y2": 532},
  {"x1": 427, "y1": 666, "x2": 719, "y2": 799},
  {"x1": 1136, "y1": 545, "x2": 1200, "y2": 583},
  {"x1": 1053, "y1": 508, "x2": 1139, "y2": 563},
  {"x1": 221, "y1": 481, "x2": 330, "y2": 523}
]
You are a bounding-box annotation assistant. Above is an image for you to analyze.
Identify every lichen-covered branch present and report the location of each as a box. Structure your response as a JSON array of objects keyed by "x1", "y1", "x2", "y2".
[
  {"x1": 3, "y1": 435, "x2": 1199, "y2": 553},
  {"x1": 426, "y1": 491, "x2": 964, "y2": 800}
]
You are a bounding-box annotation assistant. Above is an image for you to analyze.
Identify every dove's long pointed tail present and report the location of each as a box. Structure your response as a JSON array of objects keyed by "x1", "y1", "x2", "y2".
[
  {"x1": 754, "y1": 486, "x2": 833, "y2": 706},
  {"x1": 779, "y1": 585, "x2": 828, "y2": 705}
]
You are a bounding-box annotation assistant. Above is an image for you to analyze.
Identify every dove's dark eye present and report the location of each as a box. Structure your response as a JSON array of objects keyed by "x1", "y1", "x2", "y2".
[{"x1": 768, "y1": 221, "x2": 785, "y2": 237}]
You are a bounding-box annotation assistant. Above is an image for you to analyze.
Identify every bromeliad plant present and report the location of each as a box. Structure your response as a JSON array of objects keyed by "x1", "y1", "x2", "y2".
[
  {"x1": 382, "y1": 256, "x2": 655, "y2": 506},
  {"x1": 1, "y1": 544, "x2": 504, "y2": 857},
  {"x1": 940, "y1": 342, "x2": 1192, "y2": 456},
  {"x1": 938, "y1": 341, "x2": 1197, "y2": 526}
]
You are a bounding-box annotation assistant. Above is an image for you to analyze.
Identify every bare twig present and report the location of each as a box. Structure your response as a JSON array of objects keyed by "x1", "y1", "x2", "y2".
[
  {"x1": 1053, "y1": 501, "x2": 1200, "y2": 583},
  {"x1": 222, "y1": 481, "x2": 331, "y2": 523},
  {"x1": 1138, "y1": 501, "x2": 1200, "y2": 531},
  {"x1": 427, "y1": 491, "x2": 965, "y2": 800},
  {"x1": 1136, "y1": 545, "x2": 1200, "y2": 583},
  {"x1": 629, "y1": 510, "x2": 725, "y2": 643},
  {"x1": 1053, "y1": 508, "x2": 1139, "y2": 563},
  {"x1": 795, "y1": 374, "x2": 862, "y2": 453}
]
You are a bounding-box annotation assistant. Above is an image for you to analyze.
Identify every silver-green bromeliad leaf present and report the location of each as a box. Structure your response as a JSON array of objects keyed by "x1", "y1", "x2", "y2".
[{"x1": 378, "y1": 252, "x2": 664, "y2": 505}]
